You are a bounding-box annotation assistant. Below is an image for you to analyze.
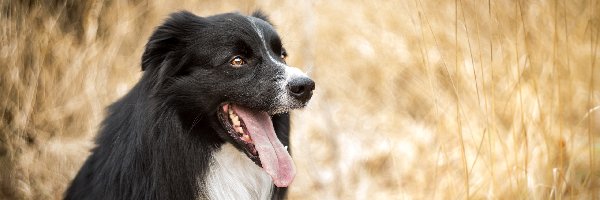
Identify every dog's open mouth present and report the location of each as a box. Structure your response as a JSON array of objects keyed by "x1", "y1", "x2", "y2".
[{"x1": 217, "y1": 103, "x2": 295, "y2": 187}]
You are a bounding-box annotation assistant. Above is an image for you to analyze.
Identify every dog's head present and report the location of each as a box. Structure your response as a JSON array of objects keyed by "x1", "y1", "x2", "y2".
[{"x1": 140, "y1": 11, "x2": 314, "y2": 187}]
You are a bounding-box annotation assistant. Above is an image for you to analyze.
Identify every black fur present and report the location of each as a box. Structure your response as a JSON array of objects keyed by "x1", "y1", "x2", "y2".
[{"x1": 65, "y1": 10, "x2": 304, "y2": 200}]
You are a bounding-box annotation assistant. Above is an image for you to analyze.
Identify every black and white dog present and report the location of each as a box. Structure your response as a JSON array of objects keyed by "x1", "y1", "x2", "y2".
[{"x1": 65, "y1": 10, "x2": 314, "y2": 200}]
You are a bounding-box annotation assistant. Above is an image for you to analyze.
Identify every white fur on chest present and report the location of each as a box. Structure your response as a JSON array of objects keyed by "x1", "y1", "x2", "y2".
[{"x1": 204, "y1": 144, "x2": 273, "y2": 200}]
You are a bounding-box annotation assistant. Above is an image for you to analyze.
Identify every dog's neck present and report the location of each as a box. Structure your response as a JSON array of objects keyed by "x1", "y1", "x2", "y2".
[{"x1": 204, "y1": 143, "x2": 273, "y2": 200}]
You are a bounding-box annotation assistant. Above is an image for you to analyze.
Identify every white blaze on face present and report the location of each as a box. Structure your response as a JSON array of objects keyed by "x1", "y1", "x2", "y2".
[{"x1": 247, "y1": 17, "x2": 310, "y2": 111}]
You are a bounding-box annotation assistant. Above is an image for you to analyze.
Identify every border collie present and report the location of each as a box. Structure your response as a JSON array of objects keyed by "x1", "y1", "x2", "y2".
[{"x1": 65, "y1": 10, "x2": 315, "y2": 200}]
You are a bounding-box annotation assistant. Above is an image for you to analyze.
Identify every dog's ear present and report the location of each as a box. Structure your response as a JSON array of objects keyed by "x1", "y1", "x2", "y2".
[
  {"x1": 251, "y1": 10, "x2": 273, "y2": 26},
  {"x1": 141, "y1": 11, "x2": 201, "y2": 72}
]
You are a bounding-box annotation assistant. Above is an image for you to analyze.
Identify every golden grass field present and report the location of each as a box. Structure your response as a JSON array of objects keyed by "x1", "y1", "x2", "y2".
[{"x1": 1, "y1": 0, "x2": 599, "y2": 199}]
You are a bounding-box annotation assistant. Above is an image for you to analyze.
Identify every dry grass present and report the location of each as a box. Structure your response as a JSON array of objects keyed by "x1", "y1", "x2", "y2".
[{"x1": 1, "y1": 0, "x2": 599, "y2": 199}]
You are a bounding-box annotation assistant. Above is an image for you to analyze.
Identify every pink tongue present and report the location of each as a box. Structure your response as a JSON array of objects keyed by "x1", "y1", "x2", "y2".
[{"x1": 232, "y1": 105, "x2": 296, "y2": 187}]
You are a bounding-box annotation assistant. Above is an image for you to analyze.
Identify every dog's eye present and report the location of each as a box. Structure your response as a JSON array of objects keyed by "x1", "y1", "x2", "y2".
[
  {"x1": 230, "y1": 56, "x2": 246, "y2": 67},
  {"x1": 280, "y1": 51, "x2": 287, "y2": 62}
]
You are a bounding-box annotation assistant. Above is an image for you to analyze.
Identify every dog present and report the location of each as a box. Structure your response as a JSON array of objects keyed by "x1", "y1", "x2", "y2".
[{"x1": 65, "y1": 10, "x2": 315, "y2": 200}]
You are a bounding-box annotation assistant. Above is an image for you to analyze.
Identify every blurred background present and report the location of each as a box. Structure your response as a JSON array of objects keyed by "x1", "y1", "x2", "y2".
[{"x1": 1, "y1": 0, "x2": 599, "y2": 199}]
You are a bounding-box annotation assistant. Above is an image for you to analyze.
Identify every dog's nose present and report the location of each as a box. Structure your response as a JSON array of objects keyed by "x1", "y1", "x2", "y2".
[{"x1": 288, "y1": 77, "x2": 315, "y2": 102}]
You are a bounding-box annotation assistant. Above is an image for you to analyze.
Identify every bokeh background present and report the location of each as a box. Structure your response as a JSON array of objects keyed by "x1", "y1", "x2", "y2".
[{"x1": 1, "y1": 0, "x2": 599, "y2": 199}]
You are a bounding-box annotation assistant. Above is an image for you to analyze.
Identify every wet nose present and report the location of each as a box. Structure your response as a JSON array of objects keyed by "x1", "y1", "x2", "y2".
[{"x1": 288, "y1": 77, "x2": 315, "y2": 102}]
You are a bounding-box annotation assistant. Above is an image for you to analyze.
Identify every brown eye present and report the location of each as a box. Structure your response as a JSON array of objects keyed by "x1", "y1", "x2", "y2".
[
  {"x1": 280, "y1": 51, "x2": 287, "y2": 62},
  {"x1": 230, "y1": 56, "x2": 246, "y2": 67}
]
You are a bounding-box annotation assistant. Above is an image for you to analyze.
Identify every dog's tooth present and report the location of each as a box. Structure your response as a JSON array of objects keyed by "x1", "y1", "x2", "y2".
[
  {"x1": 242, "y1": 135, "x2": 252, "y2": 143},
  {"x1": 232, "y1": 119, "x2": 240, "y2": 126},
  {"x1": 235, "y1": 126, "x2": 244, "y2": 134},
  {"x1": 229, "y1": 113, "x2": 238, "y2": 122}
]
